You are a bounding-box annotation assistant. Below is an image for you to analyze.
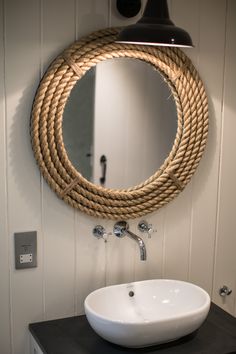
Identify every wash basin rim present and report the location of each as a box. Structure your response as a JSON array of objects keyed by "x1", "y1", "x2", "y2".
[{"x1": 84, "y1": 279, "x2": 211, "y2": 325}]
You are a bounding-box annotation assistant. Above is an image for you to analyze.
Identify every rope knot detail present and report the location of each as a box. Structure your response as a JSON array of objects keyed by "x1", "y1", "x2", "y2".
[
  {"x1": 171, "y1": 59, "x2": 189, "y2": 82},
  {"x1": 61, "y1": 176, "x2": 81, "y2": 198},
  {"x1": 63, "y1": 55, "x2": 84, "y2": 78}
]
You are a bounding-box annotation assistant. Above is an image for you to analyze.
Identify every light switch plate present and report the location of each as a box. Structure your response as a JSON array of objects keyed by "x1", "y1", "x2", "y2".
[{"x1": 14, "y1": 231, "x2": 37, "y2": 269}]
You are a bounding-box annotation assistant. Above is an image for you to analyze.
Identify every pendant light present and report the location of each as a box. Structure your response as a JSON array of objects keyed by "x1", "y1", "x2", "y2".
[{"x1": 116, "y1": 0, "x2": 193, "y2": 48}]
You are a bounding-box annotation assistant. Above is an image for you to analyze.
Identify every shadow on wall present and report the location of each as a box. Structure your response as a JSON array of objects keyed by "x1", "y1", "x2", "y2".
[
  {"x1": 191, "y1": 93, "x2": 216, "y2": 205},
  {"x1": 77, "y1": 2, "x2": 108, "y2": 37},
  {"x1": 9, "y1": 81, "x2": 43, "y2": 218}
]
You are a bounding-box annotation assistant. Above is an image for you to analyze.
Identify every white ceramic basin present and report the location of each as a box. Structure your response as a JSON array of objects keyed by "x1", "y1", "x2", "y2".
[{"x1": 84, "y1": 279, "x2": 210, "y2": 348}]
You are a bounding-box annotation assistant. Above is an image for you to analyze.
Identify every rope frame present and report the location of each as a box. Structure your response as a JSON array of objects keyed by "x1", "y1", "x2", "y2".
[{"x1": 31, "y1": 28, "x2": 209, "y2": 219}]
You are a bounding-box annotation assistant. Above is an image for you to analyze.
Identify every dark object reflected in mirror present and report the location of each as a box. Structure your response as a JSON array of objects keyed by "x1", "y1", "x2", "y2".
[
  {"x1": 100, "y1": 155, "x2": 107, "y2": 186},
  {"x1": 63, "y1": 58, "x2": 177, "y2": 189}
]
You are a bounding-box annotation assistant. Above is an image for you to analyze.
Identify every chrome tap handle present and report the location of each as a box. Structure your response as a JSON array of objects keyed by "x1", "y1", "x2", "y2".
[
  {"x1": 113, "y1": 220, "x2": 128, "y2": 238},
  {"x1": 92, "y1": 225, "x2": 112, "y2": 242},
  {"x1": 219, "y1": 285, "x2": 232, "y2": 297},
  {"x1": 138, "y1": 220, "x2": 157, "y2": 238}
]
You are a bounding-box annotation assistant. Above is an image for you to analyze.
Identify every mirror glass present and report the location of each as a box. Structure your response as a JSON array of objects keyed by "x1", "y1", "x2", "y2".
[{"x1": 63, "y1": 58, "x2": 177, "y2": 189}]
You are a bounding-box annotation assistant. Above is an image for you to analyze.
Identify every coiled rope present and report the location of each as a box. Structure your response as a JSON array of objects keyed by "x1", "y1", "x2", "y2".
[{"x1": 31, "y1": 28, "x2": 208, "y2": 219}]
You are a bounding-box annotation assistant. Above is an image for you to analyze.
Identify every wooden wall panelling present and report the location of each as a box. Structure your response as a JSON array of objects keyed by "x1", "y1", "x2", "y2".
[
  {"x1": 75, "y1": 0, "x2": 109, "y2": 314},
  {"x1": 41, "y1": 0, "x2": 77, "y2": 321},
  {"x1": 4, "y1": 0, "x2": 44, "y2": 353},
  {"x1": 76, "y1": 0, "x2": 109, "y2": 38},
  {"x1": 0, "y1": 3, "x2": 235, "y2": 354},
  {"x1": 162, "y1": 188, "x2": 192, "y2": 281},
  {"x1": 0, "y1": 1, "x2": 11, "y2": 353},
  {"x1": 134, "y1": 211, "x2": 165, "y2": 282},
  {"x1": 212, "y1": 0, "x2": 236, "y2": 316},
  {"x1": 188, "y1": 0, "x2": 227, "y2": 295},
  {"x1": 76, "y1": 214, "x2": 107, "y2": 315}
]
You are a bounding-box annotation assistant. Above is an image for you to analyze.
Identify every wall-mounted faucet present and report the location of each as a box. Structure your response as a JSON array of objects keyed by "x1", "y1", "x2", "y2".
[{"x1": 113, "y1": 221, "x2": 147, "y2": 261}]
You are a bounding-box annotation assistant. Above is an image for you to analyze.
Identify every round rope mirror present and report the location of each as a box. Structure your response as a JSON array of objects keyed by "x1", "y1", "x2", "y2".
[{"x1": 31, "y1": 28, "x2": 208, "y2": 219}]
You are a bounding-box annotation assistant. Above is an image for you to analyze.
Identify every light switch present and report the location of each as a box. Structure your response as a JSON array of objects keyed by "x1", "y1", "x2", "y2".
[
  {"x1": 20, "y1": 253, "x2": 33, "y2": 264},
  {"x1": 14, "y1": 231, "x2": 37, "y2": 269}
]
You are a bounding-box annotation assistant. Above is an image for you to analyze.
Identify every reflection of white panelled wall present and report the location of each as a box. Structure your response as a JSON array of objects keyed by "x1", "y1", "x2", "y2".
[
  {"x1": 0, "y1": 1, "x2": 235, "y2": 354},
  {"x1": 93, "y1": 59, "x2": 177, "y2": 189}
]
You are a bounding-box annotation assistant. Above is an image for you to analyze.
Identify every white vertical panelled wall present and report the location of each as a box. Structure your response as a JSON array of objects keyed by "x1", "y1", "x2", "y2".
[{"x1": 0, "y1": 0, "x2": 235, "y2": 353}]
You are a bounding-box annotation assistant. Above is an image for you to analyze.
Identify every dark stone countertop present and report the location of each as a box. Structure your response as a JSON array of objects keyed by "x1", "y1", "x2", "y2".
[{"x1": 29, "y1": 303, "x2": 236, "y2": 354}]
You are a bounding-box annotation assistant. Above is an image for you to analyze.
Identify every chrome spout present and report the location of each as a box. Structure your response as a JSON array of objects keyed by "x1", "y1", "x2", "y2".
[
  {"x1": 126, "y1": 230, "x2": 147, "y2": 261},
  {"x1": 113, "y1": 221, "x2": 147, "y2": 261}
]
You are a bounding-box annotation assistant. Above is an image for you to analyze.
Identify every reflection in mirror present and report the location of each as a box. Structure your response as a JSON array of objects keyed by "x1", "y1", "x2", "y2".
[
  {"x1": 63, "y1": 67, "x2": 95, "y2": 182},
  {"x1": 63, "y1": 58, "x2": 177, "y2": 189}
]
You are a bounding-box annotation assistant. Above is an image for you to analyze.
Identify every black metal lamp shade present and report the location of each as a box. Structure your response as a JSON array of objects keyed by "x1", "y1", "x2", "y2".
[{"x1": 116, "y1": 0, "x2": 193, "y2": 47}]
